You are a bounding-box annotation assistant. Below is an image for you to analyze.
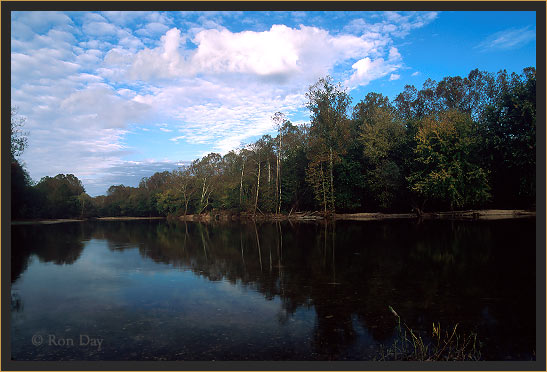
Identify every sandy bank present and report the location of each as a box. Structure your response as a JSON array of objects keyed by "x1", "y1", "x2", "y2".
[
  {"x1": 11, "y1": 217, "x2": 165, "y2": 225},
  {"x1": 95, "y1": 217, "x2": 165, "y2": 221},
  {"x1": 11, "y1": 219, "x2": 85, "y2": 225},
  {"x1": 178, "y1": 209, "x2": 536, "y2": 222}
]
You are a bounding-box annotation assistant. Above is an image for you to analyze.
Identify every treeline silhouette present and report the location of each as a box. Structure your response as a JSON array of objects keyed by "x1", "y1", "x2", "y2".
[{"x1": 11, "y1": 67, "x2": 536, "y2": 219}]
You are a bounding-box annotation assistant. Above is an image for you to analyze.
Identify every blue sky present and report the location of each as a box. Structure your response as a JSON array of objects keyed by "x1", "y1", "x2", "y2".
[{"x1": 11, "y1": 11, "x2": 536, "y2": 196}]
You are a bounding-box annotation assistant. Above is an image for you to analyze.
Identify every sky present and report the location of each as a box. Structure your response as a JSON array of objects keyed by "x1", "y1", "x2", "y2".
[{"x1": 10, "y1": 10, "x2": 536, "y2": 196}]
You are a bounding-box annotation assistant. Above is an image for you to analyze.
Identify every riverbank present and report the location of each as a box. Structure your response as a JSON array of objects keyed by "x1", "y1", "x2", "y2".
[
  {"x1": 11, "y1": 209, "x2": 535, "y2": 225},
  {"x1": 11, "y1": 218, "x2": 86, "y2": 225},
  {"x1": 178, "y1": 209, "x2": 536, "y2": 222},
  {"x1": 336, "y1": 209, "x2": 536, "y2": 221},
  {"x1": 95, "y1": 217, "x2": 165, "y2": 221},
  {"x1": 11, "y1": 216, "x2": 166, "y2": 225}
]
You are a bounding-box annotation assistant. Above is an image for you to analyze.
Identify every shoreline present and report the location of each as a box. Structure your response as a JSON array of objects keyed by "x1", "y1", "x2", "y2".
[
  {"x1": 335, "y1": 209, "x2": 536, "y2": 221},
  {"x1": 11, "y1": 217, "x2": 166, "y2": 225},
  {"x1": 177, "y1": 209, "x2": 536, "y2": 222},
  {"x1": 11, "y1": 209, "x2": 535, "y2": 225}
]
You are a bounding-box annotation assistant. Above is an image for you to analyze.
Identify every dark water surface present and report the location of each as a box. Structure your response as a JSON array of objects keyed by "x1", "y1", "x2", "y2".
[{"x1": 10, "y1": 219, "x2": 536, "y2": 361}]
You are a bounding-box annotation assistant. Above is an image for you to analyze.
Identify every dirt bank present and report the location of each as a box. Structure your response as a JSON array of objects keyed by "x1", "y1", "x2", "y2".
[
  {"x1": 178, "y1": 209, "x2": 536, "y2": 222},
  {"x1": 11, "y1": 210, "x2": 534, "y2": 225},
  {"x1": 11, "y1": 217, "x2": 165, "y2": 225},
  {"x1": 95, "y1": 217, "x2": 165, "y2": 221},
  {"x1": 11, "y1": 219, "x2": 85, "y2": 225}
]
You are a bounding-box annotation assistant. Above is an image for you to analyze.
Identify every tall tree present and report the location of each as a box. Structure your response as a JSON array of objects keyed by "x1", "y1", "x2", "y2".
[
  {"x1": 306, "y1": 76, "x2": 352, "y2": 213},
  {"x1": 354, "y1": 93, "x2": 406, "y2": 210},
  {"x1": 10, "y1": 107, "x2": 35, "y2": 219},
  {"x1": 191, "y1": 153, "x2": 221, "y2": 214},
  {"x1": 479, "y1": 68, "x2": 536, "y2": 208},
  {"x1": 272, "y1": 112, "x2": 286, "y2": 214}
]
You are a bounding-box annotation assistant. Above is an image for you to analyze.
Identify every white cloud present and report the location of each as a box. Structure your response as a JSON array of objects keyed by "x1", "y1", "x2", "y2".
[
  {"x1": 124, "y1": 24, "x2": 390, "y2": 84},
  {"x1": 11, "y1": 11, "x2": 439, "y2": 195},
  {"x1": 82, "y1": 21, "x2": 119, "y2": 36},
  {"x1": 11, "y1": 15, "x2": 153, "y2": 193},
  {"x1": 389, "y1": 73, "x2": 400, "y2": 81},
  {"x1": 136, "y1": 22, "x2": 170, "y2": 37},
  {"x1": 60, "y1": 85, "x2": 150, "y2": 129},
  {"x1": 344, "y1": 11, "x2": 438, "y2": 38},
  {"x1": 347, "y1": 46, "x2": 402, "y2": 87},
  {"x1": 476, "y1": 26, "x2": 535, "y2": 51},
  {"x1": 411, "y1": 71, "x2": 420, "y2": 76},
  {"x1": 12, "y1": 11, "x2": 75, "y2": 34}
]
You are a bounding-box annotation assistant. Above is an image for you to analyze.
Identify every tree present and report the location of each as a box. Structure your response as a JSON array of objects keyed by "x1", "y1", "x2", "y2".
[
  {"x1": 408, "y1": 110, "x2": 490, "y2": 211},
  {"x1": 35, "y1": 174, "x2": 86, "y2": 218},
  {"x1": 191, "y1": 153, "x2": 221, "y2": 214},
  {"x1": 248, "y1": 138, "x2": 266, "y2": 216},
  {"x1": 173, "y1": 166, "x2": 198, "y2": 215},
  {"x1": 12, "y1": 161, "x2": 36, "y2": 219},
  {"x1": 78, "y1": 192, "x2": 95, "y2": 218},
  {"x1": 10, "y1": 107, "x2": 34, "y2": 219},
  {"x1": 272, "y1": 112, "x2": 287, "y2": 214},
  {"x1": 11, "y1": 107, "x2": 28, "y2": 162},
  {"x1": 306, "y1": 76, "x2": 352, "y2": 213},
  {"x1": 479, "y1": 68, "x2": 536, "y2": 208},
  {"x1": 354, "y1": 93, "x2": 407, "y2": 210}
]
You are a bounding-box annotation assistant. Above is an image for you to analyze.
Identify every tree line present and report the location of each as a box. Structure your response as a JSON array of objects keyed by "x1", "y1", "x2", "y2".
[{"x1": 11, "y1": 66, "x2": 536, "y2": 220}]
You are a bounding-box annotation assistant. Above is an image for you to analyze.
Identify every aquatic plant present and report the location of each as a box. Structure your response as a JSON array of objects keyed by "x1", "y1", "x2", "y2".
[{"x1": 376, "y1": 306, "x2": 482, "y2": 361}]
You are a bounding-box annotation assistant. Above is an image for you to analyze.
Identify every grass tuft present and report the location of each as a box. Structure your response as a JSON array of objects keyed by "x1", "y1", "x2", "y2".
[{"x1": 376, "y1": 306, "x2": 482, "y2": 361}]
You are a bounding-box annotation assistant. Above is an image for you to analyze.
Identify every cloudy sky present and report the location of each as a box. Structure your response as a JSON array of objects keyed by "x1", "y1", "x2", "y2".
[{"x1": 11, "y1": 10, "x2": 536, "y2": 196}]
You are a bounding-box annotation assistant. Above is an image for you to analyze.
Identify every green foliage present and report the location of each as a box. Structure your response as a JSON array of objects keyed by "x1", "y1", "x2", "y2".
[
  {"x1": 156, "y1": 189, "x2": 185, "y2": 216},
  {"x1": 479, "y1": 68, "x2": 536, "y2": 208},
  {"x1": 34, "y1": 174, "x2": 86, "y2": 218},
  {"x1": 355, "y1": 93, "x2": 405, "y2": 164},
  {"x1": 306, "y1": 76, "x2": 352, "y2": 213},
  {"x1": 408, "y1": 110, "x2": 490, "y2": 210},
  {"x1": 12, "y1": 67, "x2": 535, "y2": 219},
  {"x1": 11, "y1": 161, "x2": 38, "y2": 219},
  {"x1": 355, "y1": 93, "x2": 409, "y2": 211},
  {"x1": 366, "y1": 160, "x2": 403, "y2": 211},
  {"x1": 333, "y1": 156, "x2": 365, "y2": 212}
]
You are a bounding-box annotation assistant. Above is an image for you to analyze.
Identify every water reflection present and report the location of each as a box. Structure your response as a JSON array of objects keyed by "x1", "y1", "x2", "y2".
[
  {"x1": 11, "y1": 223, "x2": 88, "y2": 282},
  {"x1": 11, "y1": 219, "x2": 535, "y2": 360}
]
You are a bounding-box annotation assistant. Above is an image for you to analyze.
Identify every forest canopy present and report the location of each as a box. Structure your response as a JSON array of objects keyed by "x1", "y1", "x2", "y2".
[{"x1": 11, "y1": 67, "x2": 536, "y2": 219}]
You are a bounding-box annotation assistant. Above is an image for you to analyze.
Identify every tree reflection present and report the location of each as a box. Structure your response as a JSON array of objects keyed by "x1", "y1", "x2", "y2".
[
  {"x1": 11, "y1": 223, "x2": 88, "y2": 282},
  {"x1": 89, "y1": 218, "x2": 533, "y2": 358},
  {"x1": 12, "y1": 218, "x2": 536, "y2": 359}
]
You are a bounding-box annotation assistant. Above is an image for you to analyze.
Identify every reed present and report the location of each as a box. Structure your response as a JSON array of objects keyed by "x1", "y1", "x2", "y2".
[{"x1": 376, "y1": 306, "x2": 482, "y2": 361}]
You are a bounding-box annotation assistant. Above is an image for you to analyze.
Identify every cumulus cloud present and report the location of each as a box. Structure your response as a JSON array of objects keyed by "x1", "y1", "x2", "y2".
[
  {"x1": 121, "y1": 24, "x2": 390, "y2": 84},
  {"x1": 11, "y1": 11, "x2": 438, "y2": 195},
  {"x1": 102, "y1": 21, "x2": 412, "y2": 155},
  {"x1": 347, "y1": 46, "x2": 402, "y2": 87}
]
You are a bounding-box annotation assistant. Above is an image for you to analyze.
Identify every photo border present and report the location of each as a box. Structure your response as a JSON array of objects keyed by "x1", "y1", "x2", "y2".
[{"x1": 1, "y1": 1, "x2": 545, "y2": 371}]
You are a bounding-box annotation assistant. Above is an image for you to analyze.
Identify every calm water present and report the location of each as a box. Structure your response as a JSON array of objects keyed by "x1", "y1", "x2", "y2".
[{"x1": 10, "y1": 219, "x2": 536, "y2": 361}]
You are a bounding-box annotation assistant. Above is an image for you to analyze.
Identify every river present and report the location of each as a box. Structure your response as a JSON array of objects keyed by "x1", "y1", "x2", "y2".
[{"x1": 10, "y1": 218, "x2": 536, "y2": 361}]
